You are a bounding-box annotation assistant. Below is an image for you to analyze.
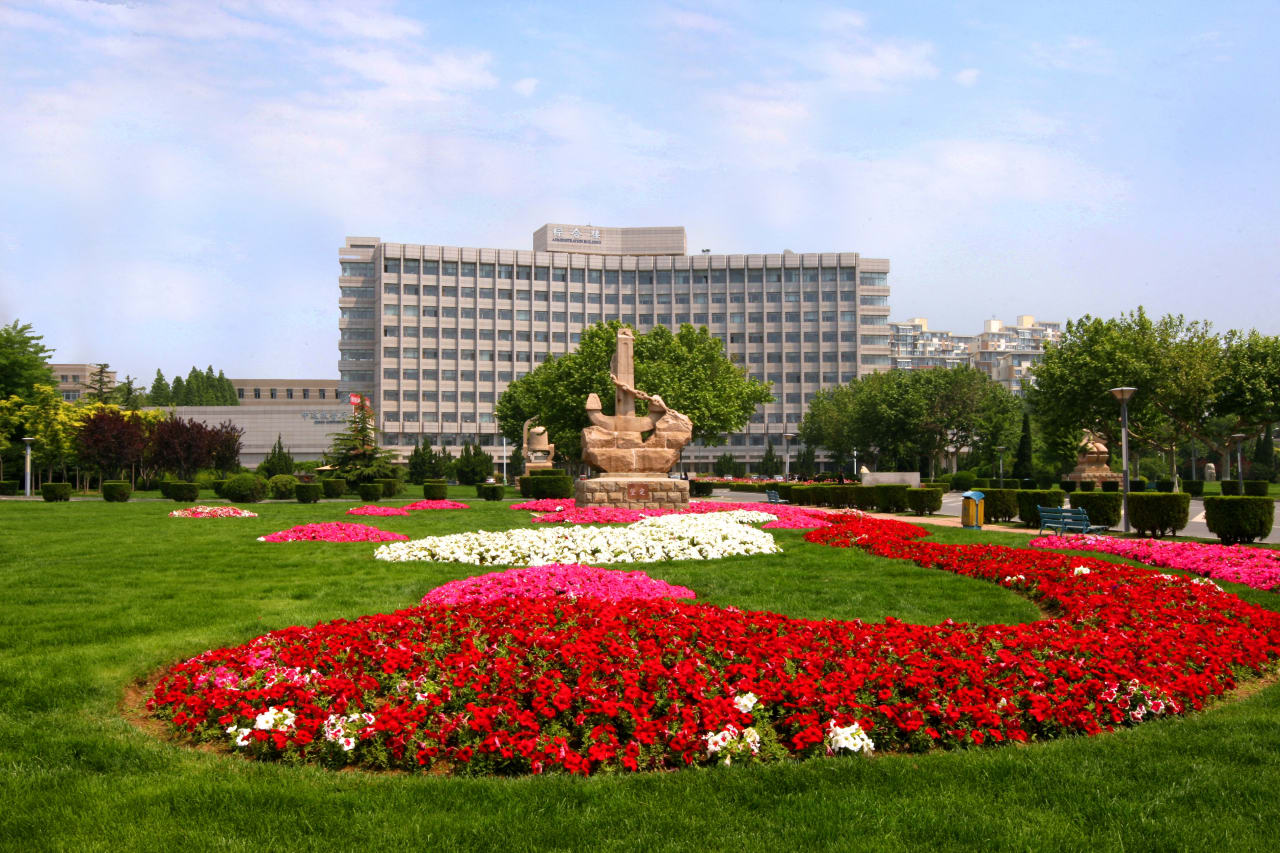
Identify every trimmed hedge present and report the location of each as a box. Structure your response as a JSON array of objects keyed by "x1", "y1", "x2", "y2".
[
  {"x1": 1155, "y1": 479, "x2": 1175, "y2": 493},
  {"x1": 211, "y1": 479, "x2": 228, "y2": 498},
  {"x1": 906, "y1": 487, "x2": 943, "y2": 516},
  {"x1": 1078, "y1": 480, "x2": 1096, "y2": 492},
  {"x1": 1101, "y1": 481, "x2": 1119, "y2": 493},
  {"x1": 775, "y1": 484, "x2": 794, "y2": 502},
  {"x1": 1245, "y1": 480, "x2": 1271, "y2": 497},
  {"x1": 475, "y1": 483, "x2": 506, "y2": 501},
  {"x1": 1069, "y1": 491, "x2": 1123, "y2": 528},
  {"x1": 790, "y1": 484, "x2": 818, "y2": 506},
  {"x1": 357, "y1": 483, "x2": 385, "y2": 502},
  {"x1": 41, "y1": 482, "x2": 72, "y2": 502},
  {"x1": 101, "y1": 481, "x2": 132, "y2": 502},
  {"x1": 951, "y1": 471, "x2": 976, "y2": 492},
  {"x1": 375, "y1": 478, "x2": 401, "y2": 498},
  {"x1": 1130, "y1": 478, "x2": 1148, "y2": 492},
  {"x1": 1017, "y1": 489, "x2": 1066, "y2": 527},
  {"x1": 519, "y1": 474, "x2": 573, "y2": 500},
  {"x1": 1127, "y1": 492, "x2": 1191, "y2": 538},
  {"x1": 0, "y1": 481, "x2": 18, "y2": 496},
  {"x1": 322, "y1": 478, "x2": 347, "y2": 499},
  {"x1": 159, "y1": 481, "x2": 174, "y2": 499},
  {"x1": 1204, "y1": 496, "x2": 1275, "y2": 545},
  {"x1": 850, "y1": 485, "x2": 876, "y2": 510},
  {"x1": 873, "y1": 484, "x2": 909, "y2": 513},
  {"x1": 689, "y1": 480, "x2": 715, "y2": 498},
  {"x1": 423, "y1": 480, "x2": 448, "y2": 500},
  {"x1": 222, "y1": 473, "x2": 268, "y2": 503},
  {"x1": 528, "y1": 469, "x2": 563, "y2": 477},
  {"x1": 1058, "y1": 480, "x2": 1077, "y2": 493},
  {"x1": 169, "y1": 482, "x2": 200, "y2": 502},
  {"x1": 982, "y1": 489, "x2": 1019, "y2": 523},
  {"x1": 268, "y1": 474, "x2": 299, "y2": 500},
  {"x1": 1220, "y1": 480, "x2": 1241, "y2": 496},
  {"x1": 1182, "y1": 480, "x2": 1204, "y2": 497},
  {"x1": 295, "y1": 483, "x2": 322, "y2": 504}
]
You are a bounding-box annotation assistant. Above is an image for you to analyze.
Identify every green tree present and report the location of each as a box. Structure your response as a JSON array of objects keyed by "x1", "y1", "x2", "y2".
[
  {"x1": 405, "y1": 440, "x2": 430, "y2": 484},
  {"x1": 454, "y1": 442, "x2": 494, "y2": 485},
  {"x1": 794, "y1": 444, "x2": 817, "y2": 480},
  {"x1": 1012, "y1": 412, "x2": 1034, "y2": 480},
  {"x1": 82, "y1": 364, "x2": 114, "y2": 404},
  {"x1": 0, "y1": 320, "x2": 56, "y2": 399},
  {"x1": 325, "y1": 398, "x2": 396, "y2": 485},
  {"x1": 495, "y1": 321, "x2": 772, "y2": 465},
  {"x1": 257, "y1": 434, "x2": 295, "y2": 477},
  {"x1": 12, "y1": 385, "x2": 78, "y2": 484},
  {"x1": 758, "y1": 439, "x2": 781, "y2": 477},
  {"x1": 170, "y1": 375, "x2": 186, "y2": 406},
  {"x1": 426, "y1": 445, "x2": 455, "y2": 480},
  {"x1": 148, "y1": 370, "x2": 171, "y2": 406},
  {"x1": 713, "y1": 452, "x2": 739, "y2": 477},
  {"x1": 1253, "y1": 423, "x2": 1276, "y2": 483},
  {"x1": 216, "y1": 370, "x2": 238, "y2": 405},
  {"x1": 112, "y1": 375, "x2": 146, "y2": 410}
]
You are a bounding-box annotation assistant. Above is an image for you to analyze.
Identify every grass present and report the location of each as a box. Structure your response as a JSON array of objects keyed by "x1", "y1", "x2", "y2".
[{"x1": 2, "y1": 493, "x2": 1280, "y2": 851}]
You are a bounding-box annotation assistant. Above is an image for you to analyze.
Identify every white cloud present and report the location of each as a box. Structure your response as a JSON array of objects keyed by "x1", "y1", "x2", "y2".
[
  {"x1": 660, "y1": 7, "x2": 730, "y2": 34},
  {"x1": 954, "y1": 68, "x2": 980, "y2": 87},
  {"x1": 1029, "y1": 36, "x2": 1115, "y2": 74},
  {"x1": 811, "y1": 40, "x2": 938, "y2": 92},
  {"x1": 513, "y1": 77, "x2": 538, "y2": 97}
]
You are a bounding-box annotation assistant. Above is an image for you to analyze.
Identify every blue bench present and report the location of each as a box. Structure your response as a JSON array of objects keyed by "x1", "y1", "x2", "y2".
[
  {"x1": 766, "y1": 490, "x2": 789, "y2": 504},
  {"x1": 1038, "y1": 506, "x2": 1109, "y2": 536}
]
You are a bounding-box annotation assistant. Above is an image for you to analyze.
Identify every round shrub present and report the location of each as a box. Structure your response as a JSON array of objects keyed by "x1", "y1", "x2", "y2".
[
  {"x1": 295, "y1": 483, "x2": 322, "y2": 504},
  {"x1": 1058, "y1": 480, "x2": 1078, "y2": 493},
  {"x1": 1156, "y1": 479, "x2": 1175, "y2": 493},
  {"x1": 973, "y1": 478, "x2": 991, "y2": 490},
  {"x1": 41, "y1": 482, "x2": 72, "y2": 502},
  {"x1": 906, "y1": 487, "x2": 943, "y2": 516},
  {"x1": 1101, "y1": 481, "x2": 1120, "y2": 493},
  {"x1": 101, "y1": 481, "x2": 132, "y2": 502},
  {"x1": 1220, "y1": 480, "x2": 1241, "y2": 496},
  {"x1": 1127, "y1": 492, "x2": 1191, "y2": 538},
  {"x1": 211, "y1": 479, "x2": 228, "y2": 498},
  {"x1": 1078, "y1": 480, "x2": 1096, "y2": 492},
  {"x1": 322, "y1": 478, "x2": 347, "y2": 499},
  {"x1": 268, "y1": 474, "x2": 299, "y2": 500},
  {"x1": 423, "y1": 479, "x2": 448, "y2": 500},
  {"x1": 159, "y1": 481, "x2": 175, "y2": 500},
  {"x1": 0, "y1": 481, "x2": 19, "y2": 496},
  {"x1": 1245, "y1": 480, "x2": 1271, "y2": 497},
  {"x1": 1017, "y1": 489, "x2": 1066, "y2": 527},
  {"x1": 528, "y1": 468, "x2": 564, "y2": 477},
  {"x1": 1204, "y1": 496, "x2": 1275, "y2": 545},
  {"x1": 1130, "y1": 478, "x2": 1148, "y2": 492},
  {"x1": 357, "y1": 482, "x2": 385, "y2": 502},
  {"x1": 476, "y1": 483, "x2": 506, "y2": 501},
  {"x1": 950, "y1": 471, "x2": 976, "y2": 492},
  {"x1": 518, "y1": 474, "x2": 573, "y2": 500},
  {"x1": 850, "y1": 485, "x2": 877, "y2": 510},
  {"x1": 376, "y1": 478, "x2": 401, "y2": 498},
  {"x1": 1182, "y1": 479, "x2": 1205, "y2": 496},
  {"x1": 982, "y1": 489, "x2": 1019, "y2": 523},
  {"x1": 221, "y1": 473, "x2": 268, "y2": 503},
  {"x1": 689, "y1": 480, "x2": 715, "y2": 498},
  {"x1": 873, "y1": 484, "x2": 909, "y2": 513},
  {"x1": 169, "y1": 482, "x2": 200, "y2": 502},
  {"x1": 1069, "y1": 491, "x2": 1123, "y2": 528}
]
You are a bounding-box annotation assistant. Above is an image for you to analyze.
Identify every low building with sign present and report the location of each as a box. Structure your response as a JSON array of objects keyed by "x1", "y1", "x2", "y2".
[
  {"x1": 338, "y1": 224, "x2": 892, "y2": 473},
  {"x1": 170, "y1": 404, "x2": 350, "y2": 466}
]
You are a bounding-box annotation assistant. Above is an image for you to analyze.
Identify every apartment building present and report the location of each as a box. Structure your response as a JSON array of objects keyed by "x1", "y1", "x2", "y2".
[
  {"x1": 338, "y1": 225, "x2": 892, "y2": 471},
  {"x1": 887, "y1": 314, "x2": 1062, "y2": 396}
]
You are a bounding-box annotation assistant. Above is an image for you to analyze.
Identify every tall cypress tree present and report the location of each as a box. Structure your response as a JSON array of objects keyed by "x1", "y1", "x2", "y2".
[
  {"x1": 1012, "y1": 412, "x2": 1034, "y2": 480},
  {"x1": 758, "y1": 440, "x2": 781, "y2": 477},
  {"x1": 217, "y1": 370, "x2": 238, "y2": 405},
  {"x1": 1254, "y1": 423, "x2": 1276, "y2": 483},
  {"x1": 148, "y1": 369, "x2": 171, "y2": 406},
  {"x1": 185, "y1": 367, "x2": 206, "y2": 405},
  {"x1": 170, "y1": 375, "x2": 186, "y2": 406}
]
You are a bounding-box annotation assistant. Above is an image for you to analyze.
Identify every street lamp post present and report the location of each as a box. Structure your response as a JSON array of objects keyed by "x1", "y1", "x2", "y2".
[
  {"x1": 782, "y1": 433, "x2": 795, "y2": 481},
  {"x1": 502, "y1": 435, "x2": 508, "y2": 484},
  {"x1": 1232, "y1": 433, "x2": 1247, "y2": 490},
  {"x1": 1109, "y1": 387, "x2": 1137, "y2": 534},
  {"x1": 994, "y1": 446, "x2": 1007, "y2": 486},
  {"x1": 22, "y1": 437, "x2": 34, "y2": 498}
]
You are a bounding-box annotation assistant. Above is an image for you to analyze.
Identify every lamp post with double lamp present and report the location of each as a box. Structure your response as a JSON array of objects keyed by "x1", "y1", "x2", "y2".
[
  {"x1": 994, "y1": 446, "x2": 1006, "y2": 486},
  {"x1": 1232, "y1": 433, "x2": 1247, "y2": 490},
  {"x1": 782, "y1": 433, "x2": 796, "y2": 481},
  {"x1": 22, "y1": 437, "x2": 34, "y2": 498},
  {"x1": 1109, "y1": 387, "x2": 1137, "y2": 534}
]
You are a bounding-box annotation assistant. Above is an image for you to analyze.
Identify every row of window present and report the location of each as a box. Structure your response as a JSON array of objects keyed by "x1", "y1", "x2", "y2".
[
  {"x1": 362, "y1": 309, "x2": 890, "y2": 326},
  {"x1": 367, "y1": 286, "x2": 883, "y2": 305},
  {"x1": 384, "y1": 411, "x2": 497, "y2": 423},
  {"x1": 349, "y1": 259, "x2": 887, "y2": 287},
  {"x1": 234, "y1": 387, "x2": 340, "y2": 400}
]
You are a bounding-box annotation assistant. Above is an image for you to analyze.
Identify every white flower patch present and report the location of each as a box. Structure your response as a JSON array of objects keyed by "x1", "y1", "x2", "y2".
[
  {"x1": 733, "y1": 692, "x2": 758, "y2": 714},
  {"x1": 1072, "y1": 566, "x2": 1091, "y2": 576},
  {"x1": 373, "y1": 512, "x2": 781, "y2": 566},
  {"x1": 826, "y1": 719, "x2": 875, "y2": 756},
  {"x1": 704, "y1": 724, "x2": 762, "y2": 766}
]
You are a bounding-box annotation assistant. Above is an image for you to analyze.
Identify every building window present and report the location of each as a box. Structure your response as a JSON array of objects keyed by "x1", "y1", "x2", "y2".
[
  {"x1": 286, "y1": 388, "x2": 294, "y2": 399},
  {"x1": 236, "y1": 388, "x2": 244, "y2": 399}
]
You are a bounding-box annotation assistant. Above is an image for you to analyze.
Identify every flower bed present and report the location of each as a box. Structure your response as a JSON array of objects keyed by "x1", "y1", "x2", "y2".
[
  {"x1": 346, "y1": 505, "x2": 410, "y2": 517},
  {"x1": 150, "y1": 514, "x2": 1280, "y2": 777},
  {"x1": 510, "y1": 498, "x2": 574, "y2": 512},
  {"x1": 421, "y1": 563, "x2": 696, "y2": 606},
  {"x1": 373, "y1": 512, "x2": 781, "y2": 566},
  {"x1": 1031, "y1": 534, "x2": 1280, "y2": 592},
  {"x1": 524, "y1": 499, "x2": 835, "y2": 529},
  {"x1": 169, "y1": 505, "x2": 258, "y2": 519},
  {"x1": 257, "y1": 523, "x2": 409, "y2": 543},
  {"x1": 402, "y1": 500, "x2": 471, "y2": 511}
]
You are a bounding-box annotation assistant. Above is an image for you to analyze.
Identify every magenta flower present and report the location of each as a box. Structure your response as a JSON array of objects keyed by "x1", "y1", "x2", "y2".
[
  {"x1": 346, "y1": 505, "x2": 410, "y2": 516},
  {"x1": 422, "y1": 563, "x2": 696, "y2": 605},
  {"x1": 1031, "y1": 534, "x2": 1280, "y2": 592},
  {"x1": 402, "y1": 500, "x2": 471, "y2": 511},
  {"x1": 258, "y1": 523, "x2": 410, "y2": 543}
]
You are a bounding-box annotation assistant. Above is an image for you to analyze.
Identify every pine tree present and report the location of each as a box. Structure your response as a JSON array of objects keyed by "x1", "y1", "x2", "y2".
[
  {"x1": 185, "y1": 367, "x2": 206, "y2": 405},
  {"x1": 758, "y1": 440, "x2": 781, "y2": 477},
  {"x1": 325, "y1": 396, "x2": 395, "y2": 484},
  {"x1": 148, "y1": 370, "x2": 171, "y2": 406},
  {"x1": 83, "y1": 363, "x2": 114, "y2": 403},
  {"x1": 406, "y1": 439, "x2": 430, "y2": 484},
  {"x1": 258, "y1": 434, "x2": 295, "y2": 477},
  {"x1": 170, "y1": 375, "x2": 186, "y2": 405},
  {"x1": 1013, "y1": 412, "x2": 1034, "y2": 481},
  {"x1": 713, "y1": 453, "x2": 738, "y2": 477},
  {"x1": 794, "y1": 445, "x2": 817, "y2": 480},
  {"x1": 217, "y1": 370, "x2": 238, "y2": 405}
]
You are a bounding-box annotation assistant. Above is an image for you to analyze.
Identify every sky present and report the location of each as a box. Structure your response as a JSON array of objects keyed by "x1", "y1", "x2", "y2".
[{"x1": 2, "y1": 0, "x2": 1278, "y2": 383}]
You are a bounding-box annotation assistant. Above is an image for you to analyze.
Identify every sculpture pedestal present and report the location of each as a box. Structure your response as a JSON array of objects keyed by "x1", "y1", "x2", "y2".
[{"x1": 575, "y1": 475, "x2": 690, "y2": 510}]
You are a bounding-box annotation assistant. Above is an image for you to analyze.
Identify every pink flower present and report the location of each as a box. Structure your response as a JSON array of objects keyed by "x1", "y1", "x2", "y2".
[
  {"x1": 346, "y1": 505, "x2": 410, "y2": 516},
  {"x1": 523, "y1": 499, "x2": 836, "y2": 528},
  {"x1": 258, "y1": 523, "x2": 410, "y2": 543},
  {"x1": 510, "y1": 498, "x2": 574, "y2": 512},
  {"x1": 402, "y1": 500, "x2": 471, "y2": 511},
  {"x1": 169, "y1": 505, "x2": 258, "y2": 518},
  {"x1": 422, "y1": 563, "x2": 696, "y2": 605},
  {"x1": 1031, "y1": 534, "x2": 1280, "y2": 592}
]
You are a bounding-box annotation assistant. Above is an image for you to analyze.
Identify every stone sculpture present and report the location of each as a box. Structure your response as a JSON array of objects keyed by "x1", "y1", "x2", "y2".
[
  {"x1": 521, "y1": 417, "x2": 555, "y2": 471},
  {"x1": 1203, "y1": 462, "x2": 1217, "y2": 482},
  {"x1": 1065, "y1": 431, "x2": 1123, "y2": 485}
]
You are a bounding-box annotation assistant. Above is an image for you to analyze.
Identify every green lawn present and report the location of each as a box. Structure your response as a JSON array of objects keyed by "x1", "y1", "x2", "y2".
[{"x1": 2, "y1": 494, "x2": 1279, "y2": 852}]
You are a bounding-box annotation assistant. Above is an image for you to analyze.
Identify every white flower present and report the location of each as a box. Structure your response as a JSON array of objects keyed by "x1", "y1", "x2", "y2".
[
  {"x1": 1072, "y1": 566, "x2": 1091, "y2": 576},
  {"x1": 340, "y1": 736, "x2": 356, "y2": 752},
  {"x1": 234, "y1": 729, "x2": 252, "y2": 748},
  {"x1": 826, "y1": 720, "x2": 875, "y2": 755},
  {"x1": 733, "y1": 692, "x2": 758, "y2": 714},
  {"x1": 253, "y1": 706, "x2": 295, "y2": 731}
]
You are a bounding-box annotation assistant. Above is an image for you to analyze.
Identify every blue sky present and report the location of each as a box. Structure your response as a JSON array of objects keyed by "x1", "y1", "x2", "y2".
[{"x1": 2, "y1": 0, "x2": 1277, "y2": 382}]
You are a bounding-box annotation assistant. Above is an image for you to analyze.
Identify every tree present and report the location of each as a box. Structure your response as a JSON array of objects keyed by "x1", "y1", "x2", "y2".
[
  {"x1": 713, "y1": 452, "x2": 739, "y2": 477},
  {"x1": 147, "y1": 417, "x2": 213, "y2": 481},
  {"x1": 0, "y1": 320, "x2": 56, "y2": 399},
  {"x1": 148, "y1": 370, "x2": 171, "y2": 406},
  {"x1": 11, "y1": 385, "x2": 78, "y2": 483},
  {"x1": 257, "y1": 434, "x2": 295, "y2": 477},
  {"x1": 454, "y1": 442, "x2": 494, "y2": 485},
  {"x1": 1253, "y1": 423, "x2": 1276, "y2": 483},
  {"x1": 495, "y1": 321, "x2": 772, "y2": 464},
  {"x1": 325, "y1": 397, "x2": 397, "y2": 485},
  {"x1": 758, "y1": 440, "x2": 781, "y2": 477},
  {"x1": 112, "y1": 375, "x2": 146, "y2": 410},
  {"x1": 794, "y1": 445, "x2": 817, "y2": 480},
  {"x1": 208, "y1": 420, "x2": 244, "y2": 476},
  {"x1": 1012, "y1": 412, "x2": 1034, "y2": 480},
  {"x1": 216, "y1": 370, "x2": 239, "y2": 405},
  {"x1": 76, "y1": 408, "x2": 146, "y2": 484},
  {"x1": 406, "y1": 440, "x2": 429, "y2": 484},
  {"x1": 81, "y1": 364, "x2": 114, "y2": 404},
  {"x1": 170, "y1": 375, "x2": 186, "y2": 406}
]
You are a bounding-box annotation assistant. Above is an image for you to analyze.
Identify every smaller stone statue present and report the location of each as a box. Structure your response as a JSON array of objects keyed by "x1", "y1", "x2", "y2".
[
  {"x1": 522, "y1": 417, "x2": 555, "y2": 471},
  {"x1": 1203, "y1": 462, "x2": 1217, "y2": 482}
]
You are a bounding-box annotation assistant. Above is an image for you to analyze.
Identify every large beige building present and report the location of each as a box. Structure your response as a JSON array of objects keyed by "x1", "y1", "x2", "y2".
[
  {"x1": 339, "y1": 225, "x2": 891, "y2": 471},
  {"x1": 48, "y1": 363, "x2": 116, "y2": 402}
]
